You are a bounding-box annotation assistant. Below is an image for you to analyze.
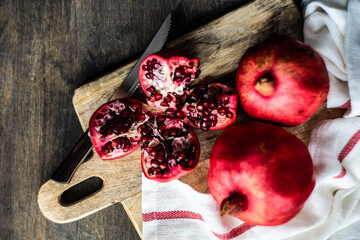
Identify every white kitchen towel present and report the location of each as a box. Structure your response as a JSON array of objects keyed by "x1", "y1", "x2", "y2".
[
  {"x1": 142, "y1": 118, "x2": 360, "y2": 240},
  {"x1": 142, "y1": 1, "x2": 360, "y2": 239},
  {"x1": 303, "y1": 0, "x2": 360, "y2": 117}
]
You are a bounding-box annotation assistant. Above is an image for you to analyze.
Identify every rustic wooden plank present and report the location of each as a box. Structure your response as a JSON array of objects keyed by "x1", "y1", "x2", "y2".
[
  {"x1": 2, "y1": 0, "x2": 265, "y2": 239},
  {"x1": 36, "y1": 1, "x2": 329, "y2": 238}
]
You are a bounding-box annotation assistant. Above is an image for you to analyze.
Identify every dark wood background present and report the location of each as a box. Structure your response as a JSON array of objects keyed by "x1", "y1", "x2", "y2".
[{"x1": 0, "y1": 0, "x2": 301, "y2": 239}]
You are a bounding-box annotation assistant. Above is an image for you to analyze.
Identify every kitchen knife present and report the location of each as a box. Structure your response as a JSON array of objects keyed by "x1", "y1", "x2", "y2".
[{"x1": 51, "y1": 12, "x2": 172, "y2": 183}]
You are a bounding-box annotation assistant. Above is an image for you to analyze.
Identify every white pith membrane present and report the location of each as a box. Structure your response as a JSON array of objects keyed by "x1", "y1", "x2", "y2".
[
  {"x1": 140, "y1": 115, "x2": 198, "y2": 178},
  {"x1": 92, "y1": 100, "x2": 149, "y2": 159}
]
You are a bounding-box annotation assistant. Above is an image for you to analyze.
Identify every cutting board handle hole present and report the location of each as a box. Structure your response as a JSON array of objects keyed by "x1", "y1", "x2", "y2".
[{"x1": 59, "y1": 176, "x2": 103, "y2": 206}]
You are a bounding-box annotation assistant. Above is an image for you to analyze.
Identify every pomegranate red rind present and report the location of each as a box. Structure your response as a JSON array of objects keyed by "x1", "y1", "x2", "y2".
[
  {"x1": 140, "y1": 115, "x2": 200, "y2": 182},
  {"x1": 236, "y1": 35, "x2": 329, "y2": 126},
  {"x1": 182, "y1": 83, "x2": 238, "y2": 130},
  {"x1": 139, "y1": 48, "x2": 200, "y2": 113},
  {"x1": 89, "y1": 99, "x2": 149, "y2": 160},
  {"x1": 208, "y1": 121, "x2": 315, "y2": 226}
]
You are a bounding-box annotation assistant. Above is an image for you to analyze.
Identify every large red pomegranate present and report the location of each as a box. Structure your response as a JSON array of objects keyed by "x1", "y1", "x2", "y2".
[
  {"x1": 236, "y1": 35, "x2": 329, "y2": 126},
  {"x1": 208, "y1": 121, "x2": 315, "y2": 226}
]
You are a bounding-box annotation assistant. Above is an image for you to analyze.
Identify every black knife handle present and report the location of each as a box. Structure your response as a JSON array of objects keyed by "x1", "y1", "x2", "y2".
[{"x1": 51, "y1": 129, "x2": 94, "y2": 183}]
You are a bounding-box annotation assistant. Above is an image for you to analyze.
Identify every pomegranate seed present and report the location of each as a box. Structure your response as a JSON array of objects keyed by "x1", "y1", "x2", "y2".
[
  {"x1": 170, "y1": 128, "x2": 177, "y2": 136},
  {"x1": 103, "y1": 142, "x2": 114, "y2": 153},
  {"x1": 161, "y1": 101, "x2": 169, "y2": 107},
  {"x1": 96, "y1": 113, "x2": 104, "y2": 119},
  {"x1": 176, "y1": 111, "x2": 184, "y2": 118},
  {"x1": 177, "y1": 152, "x2": 185, "y2": 161},
  {"x1": 157, "y1": 154, "x2": 165, "y2": 162},
  {"x1": 160, "y1": 162, "x2": 168, "y2": 170},
  {"x1": 130, "y1": 101, "x2": 142, "y2": 110},
  {"x1": 106, "y1": 128, "x2": 113, "y2": 136},
  {"x1": 146, "y1": 86, "x2": 156, "y2": 95},
  {"x1": 145, "y1": 73, "x2": 154, "y2": 79},
  {"x1": 204, "y1": 108, "x2": 212, "y2": 116},
  {"x1": 226, "y1": 111, "x2": 234, "y2": 118},
  {"x1": 150, "y1": 148, "x2": 157, "y2": 157},
  {"x1": 202, "y1": 116, "x2": 209, "y2": 122},
  {"x1": 142, "y1": 65, "x2": 148, "y2": 71},
  {"x1": 112, "y1": 126, "x2": 119, "y2": 134},
  {"x1": 123, "y1": 139, "x2": 131, "y2": 152},
  {"x1": 151, "y1": 160, "x2": 159, "y2": 168},
  {"x1": 153, "y1": 63, "x2": 161, "y2": 69},
  {"x1": 156, "y1": 115, "x2": 166, "y2": 122},
  {"x1": 187, "y1": 105, "x2": 196, "y2": 112},
  {"x1": 176, "y1": 128, "x2": 183, "y2": 136},
  {"x1": 209, "y1": 102, "x2": 217, "y2": 109},
  {"x1": 136, "y1": 113, "x2": 146, "y2": 123},
  {"x1": 219, "y1": 107, "x2": 227, "y2": 114},
  {"x1": 165, "y1": 95, "x2": 173, "y2": 102},
  {"x1": 187, "y1": 159, "x2": 194, "y2": 167},
  {"x1": 200, "y1": 121, "x2": 210, "y2": 131},
  {"x1": 188, "y1": 116, "x2": 200, "y2": 126},
  {"x1": 158, "y1": 123, "x2": 166, "y2": 132},
  {"x1": 197, "y1": 104, "x2": 204, "y2": 112},
  {"x1": 211, "y1": 109, "x2": 218, "y2": 115},
  {"x1": 190, "y1": 144, "x2": 197, "y2": 153},
  {"x1": 210, "y1": 118, "x2": 218, "y2": 127},
  {"x1": 148, "y1": 168, "x2": 156, "y2": 176},
  {"x1": 122, "y1": 108, "x2": 132, "y2": 116},
  {"x1": 165, "y1": 109, "x2": 175, "y2": 116},
  {"x1": 189, "y1": 93, "x2": 198, "y2": 102},
  {"x1": 155, "y1": 92, "x2": 162, "y2": 101},
  {"x1": 162, "y1": 129, "x2": 170, "y2": 138}
]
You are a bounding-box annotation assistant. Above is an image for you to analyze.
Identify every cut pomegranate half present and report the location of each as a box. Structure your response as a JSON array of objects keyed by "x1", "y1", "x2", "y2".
[
  {"x1": 139, "y1": 48, "x2": 201, "y2": 113},
  {"x1": 89, "y1": 99, "x2": 149, "y2": 160},
  {"x1": 140, "y1": 115, "x2": 200, "y2": 182}
]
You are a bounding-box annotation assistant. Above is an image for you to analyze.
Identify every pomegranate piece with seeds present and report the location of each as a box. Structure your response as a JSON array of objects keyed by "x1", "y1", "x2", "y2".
[
  {"x1": 140, "y1": 115, "x2": 200, "y2": 182},
  {"x1": 89, "y1": 99, "x2": 150, "y2": 160},
  {"x1": 139, "y1": 48, "x2": 238, "y2": 131},
  {"x1": 138, "y1": 48, "x2": 201, "y2": 113},
  {"x1": 182, "y1": 83, "x2": 238, "y2": 130}
]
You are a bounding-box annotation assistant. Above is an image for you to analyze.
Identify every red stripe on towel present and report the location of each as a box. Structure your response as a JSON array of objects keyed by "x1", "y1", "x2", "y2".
[
  {"x1": 334, "y1": 129, "x2": 360, "y2": 178},
  {"x1": 143, "y1": 210, "x2": 255, "y2": 239}
]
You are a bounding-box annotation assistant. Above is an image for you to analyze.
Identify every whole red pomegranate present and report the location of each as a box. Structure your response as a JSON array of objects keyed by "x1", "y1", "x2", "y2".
[
  {"x1": 208, "y1": 121, "x2": 315, "y2": 226},
  {"x1": 236, "y1": 35, "x2": 329, "y2": 126}
]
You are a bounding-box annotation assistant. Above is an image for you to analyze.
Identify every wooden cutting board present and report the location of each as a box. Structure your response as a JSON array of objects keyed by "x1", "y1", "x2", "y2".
[{"x1": 37, "y1": 0, "x2": 345, "y2": 238}]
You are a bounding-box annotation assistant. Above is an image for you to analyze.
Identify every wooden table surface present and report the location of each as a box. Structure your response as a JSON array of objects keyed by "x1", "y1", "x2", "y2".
[{"x1": 0, "y1": 1, "x2": 301, "y2": 239}]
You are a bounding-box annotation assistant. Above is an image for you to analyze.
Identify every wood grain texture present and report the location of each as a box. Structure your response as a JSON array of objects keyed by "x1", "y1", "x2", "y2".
[
  {"x1": 1, "y1": 0, "x2": 268, "y2": 239},
  {"x1": 36, "y1": 0, "x2": 340, "y2": 239}
]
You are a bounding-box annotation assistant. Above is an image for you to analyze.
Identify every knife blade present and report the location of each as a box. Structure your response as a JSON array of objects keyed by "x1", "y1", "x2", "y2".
[{"x1": 51, "y1": 12, "x2": 172, "y2": 183}]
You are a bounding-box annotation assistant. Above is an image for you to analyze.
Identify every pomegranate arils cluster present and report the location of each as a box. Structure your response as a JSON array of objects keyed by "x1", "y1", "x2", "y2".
[
  {"x1": 184, "y1": 84, "x2": 235, "y2": 131},
  {"x1": 140, "y1": 115, "x2": 200, "y2": 182},
  {"x1": 89, "y1": 48, "x2": 238, "y2": 182},
  {"x1": 89, "y1": 99, "x2": 149, "y2": 160}
]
